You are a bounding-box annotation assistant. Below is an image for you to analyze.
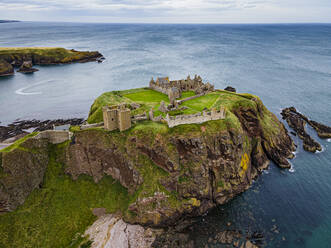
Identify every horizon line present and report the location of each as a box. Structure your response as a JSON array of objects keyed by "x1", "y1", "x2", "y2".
[{"x1": 8, "y1": 20, "x2": 331, "y2": 25}]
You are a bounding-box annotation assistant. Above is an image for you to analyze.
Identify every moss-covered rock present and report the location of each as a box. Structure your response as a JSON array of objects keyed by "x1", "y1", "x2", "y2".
[{"x1": 0, "y1": 59, "x2": 14, "y2": 76}]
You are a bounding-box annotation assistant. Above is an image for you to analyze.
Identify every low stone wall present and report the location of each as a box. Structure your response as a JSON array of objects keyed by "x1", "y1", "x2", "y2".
[
  {"x1": 165, "y1": 108, "x2": 225, "y2": 128},
  {"x1": 34, "y1": 130, "x2": 72, "y2": 144},
  {"x1": 132, "y1": 113, "x2": 149, "y2": 122},
  {"x1": 81, "y1": 122, "x2": 104, "y2": 130},
  {"x1": 177, "y1": 92, "x2": 205, "y2": 105}
]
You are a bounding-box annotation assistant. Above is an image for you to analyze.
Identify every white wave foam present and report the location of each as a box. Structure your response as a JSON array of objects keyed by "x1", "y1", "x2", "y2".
[
  {"x1": 15, "y1": 87, "x2": 42, "y2": 95},
  {"x1": 289, "y1": 165, "x2": 295, "y2": 173},
  {"x1": 15, "y1": 80, "x2": 54, "y2": 95},
  {"x1": 327, "y1": 139, "x2": 331, "y2": 143},
  {"x1": 316, "y1": 145, "x2": 325, "y2": 153}
]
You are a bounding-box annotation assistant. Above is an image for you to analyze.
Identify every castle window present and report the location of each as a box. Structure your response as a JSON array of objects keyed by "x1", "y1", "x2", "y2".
[{"x1": 112, "y1": 118, "x2": 114, "y2": 121}]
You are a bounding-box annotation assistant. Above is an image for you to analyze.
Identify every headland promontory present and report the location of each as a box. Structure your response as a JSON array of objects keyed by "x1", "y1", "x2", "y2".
[{"x1": 0, "y1": 47, "x2": 104, "y2": 76}]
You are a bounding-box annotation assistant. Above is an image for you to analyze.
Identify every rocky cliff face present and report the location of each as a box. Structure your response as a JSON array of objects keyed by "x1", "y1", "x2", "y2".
[
  {"x1": 61, "y1": 99, "x2": 295, "y2": 227},
  {"x1": 0, "y1": 59, "x2": 14, "y2": 76},
  {"x1": 0, "y1": 138, "x2": 49, "y2": 213},
  {"x1": 0, "y1": 96, "x2": 296, "y2": 230}
]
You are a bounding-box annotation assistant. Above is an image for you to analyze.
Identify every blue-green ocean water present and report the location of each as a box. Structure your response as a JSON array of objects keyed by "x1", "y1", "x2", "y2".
[{"x1": 0, "y1": 22, "x2": 330, "y2": 247}]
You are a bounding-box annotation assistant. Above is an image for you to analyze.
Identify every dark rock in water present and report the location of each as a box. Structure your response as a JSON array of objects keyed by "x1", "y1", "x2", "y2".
[
  {"x1": 0, "y1": 59, "x2": 14, "y2": 76},
  {"x1": 224, "y1": 86, "x2": 236, "y2": 93},
  {"x1": 214, "y1": 230, "x2": 242, "y2": 244},
  {"x1": 290, "y1": 131, "x2": 296, "y2": 136},
  {"x1": 17, "y1": 61, "x2": 39, "y2": 73},
  {"x1": 152, "y1": 229, "x2": 194, "y2": 248},
  {"x1": 96, "y1": 56, "x2": 105, "y2": 63},
  {"x1": 281, "y1": 107, "x2": 330, "y2": 153},
  {"x1": 0, "y1": 118, "x2": 85, "y2": 142}
]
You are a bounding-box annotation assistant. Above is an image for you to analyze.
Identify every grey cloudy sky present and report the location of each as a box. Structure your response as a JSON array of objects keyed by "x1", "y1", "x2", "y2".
[{"x1": 1, "y1": 0, "x2": 331, "y2": 23}]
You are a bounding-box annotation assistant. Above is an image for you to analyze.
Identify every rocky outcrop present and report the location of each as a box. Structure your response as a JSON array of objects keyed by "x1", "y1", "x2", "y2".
[
  {"x1": 0, "y1": 138, "x2": 49, "y2": 213},
  {"x1": 224, "y1": 86, "x2": 236, "y2": 93},
  {"x1": 63, "y1": 130, "x2": 142, "y2": 191},
  {"x1": 281, "y1": 107, "x2": 331, "y2": 152},
  {"x1": 17, "y1": 61, "x2": 39, "y2": 73},
  {"x1": 0, "y1": 59, "x2": 14, "y2": 76},
  {"x1": 84, "y1": 214, "x2": 158, "y2": 248}
]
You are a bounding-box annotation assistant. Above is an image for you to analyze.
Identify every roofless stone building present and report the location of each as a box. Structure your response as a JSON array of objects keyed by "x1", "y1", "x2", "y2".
[{"x1": 102, "y1": 105, "x2": 131, "y2": 131}]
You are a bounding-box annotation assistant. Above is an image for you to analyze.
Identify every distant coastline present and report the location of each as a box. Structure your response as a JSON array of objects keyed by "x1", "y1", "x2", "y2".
[{"x1": 0, "y1": 20, "x2": 20, "y2": 23}]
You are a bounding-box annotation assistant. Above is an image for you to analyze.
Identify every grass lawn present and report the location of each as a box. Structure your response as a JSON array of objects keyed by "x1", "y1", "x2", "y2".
[
  {"x1": 182, "y1": 93, "x2": 220, "y2": 111},
  {"x1": 123, "y1": 88, "x2": 169, "y2": 103},
  {"x1": 179, "y1": 91, "x2": 196, "y2": 99}
]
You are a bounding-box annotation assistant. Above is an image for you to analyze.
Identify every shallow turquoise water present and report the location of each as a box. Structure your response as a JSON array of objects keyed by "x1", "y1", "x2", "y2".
[{"x1": 0, "y1": 22, "x2": 330, "y2": 247}]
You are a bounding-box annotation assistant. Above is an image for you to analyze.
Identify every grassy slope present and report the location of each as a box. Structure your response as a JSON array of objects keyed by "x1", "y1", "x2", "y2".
[{"x1": 0, "y1": 141, "x2": 130, "y2": 248}]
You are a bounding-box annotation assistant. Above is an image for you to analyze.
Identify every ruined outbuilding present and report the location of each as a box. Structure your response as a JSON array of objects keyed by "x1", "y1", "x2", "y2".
[{"x1": 103, "y1": 105, "x2": 131, "y2": 132}]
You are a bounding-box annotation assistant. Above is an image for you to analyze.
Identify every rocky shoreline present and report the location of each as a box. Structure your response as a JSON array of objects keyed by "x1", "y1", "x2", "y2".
[
  {"x1": 0, "y1": 118, "x2": 84, "y2": 142},
  {"x1": 281, "y1": 107, "x2": 331, "y2": 152}
]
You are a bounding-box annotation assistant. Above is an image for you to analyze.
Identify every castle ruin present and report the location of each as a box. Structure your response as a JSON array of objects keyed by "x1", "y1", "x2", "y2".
[
  {"x1": 102, "y1": 105, "x2": 131, "y2": 131},
  {"x1": 149, "y1": 75, "x2": 214, "y2": 105},
  {"x1": 165, "y1": 107, "x2": 226, "y2": 128}
]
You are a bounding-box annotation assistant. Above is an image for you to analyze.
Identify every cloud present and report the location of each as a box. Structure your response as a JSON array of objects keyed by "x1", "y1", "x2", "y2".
[
  {"x1": 0, "y1": 0, "x2": 271, "y2": 12},
  {"x1": 0, "y1": 0, "x2": 330, "y2": 23}
]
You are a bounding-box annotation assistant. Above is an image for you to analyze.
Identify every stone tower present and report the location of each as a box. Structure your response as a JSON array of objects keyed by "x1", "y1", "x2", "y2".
[
  {"x1": 118, "y1": 105, "x2": 131, "y2": 131},
  {"x1": 102, "y1": 105, "x2": 131, "y2": 132}
]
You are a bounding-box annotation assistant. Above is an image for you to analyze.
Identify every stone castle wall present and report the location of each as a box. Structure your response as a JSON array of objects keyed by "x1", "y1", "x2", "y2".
[
  {"x1": 177, "y1": 92, "x2": 205, "y2": 105},
  {"x1": 165, "y1": 107, "x2": 226, "y2": 128},
  {"x1": 34, "y1": 130, "x2": 72, "y2": 144},
  {"x1": 150, "y1": 84, "x2": 170, "y2": 95}
]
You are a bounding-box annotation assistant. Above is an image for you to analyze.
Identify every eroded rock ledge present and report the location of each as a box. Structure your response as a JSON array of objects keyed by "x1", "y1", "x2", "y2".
[{"x1": 281, "y1": 107, "x2": 331, "y2": 152}]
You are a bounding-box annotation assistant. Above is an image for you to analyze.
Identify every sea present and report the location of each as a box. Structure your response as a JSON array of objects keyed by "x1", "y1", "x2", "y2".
[{"x1": 0, "y1": 22, "x2": 331, "y2": 247}]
